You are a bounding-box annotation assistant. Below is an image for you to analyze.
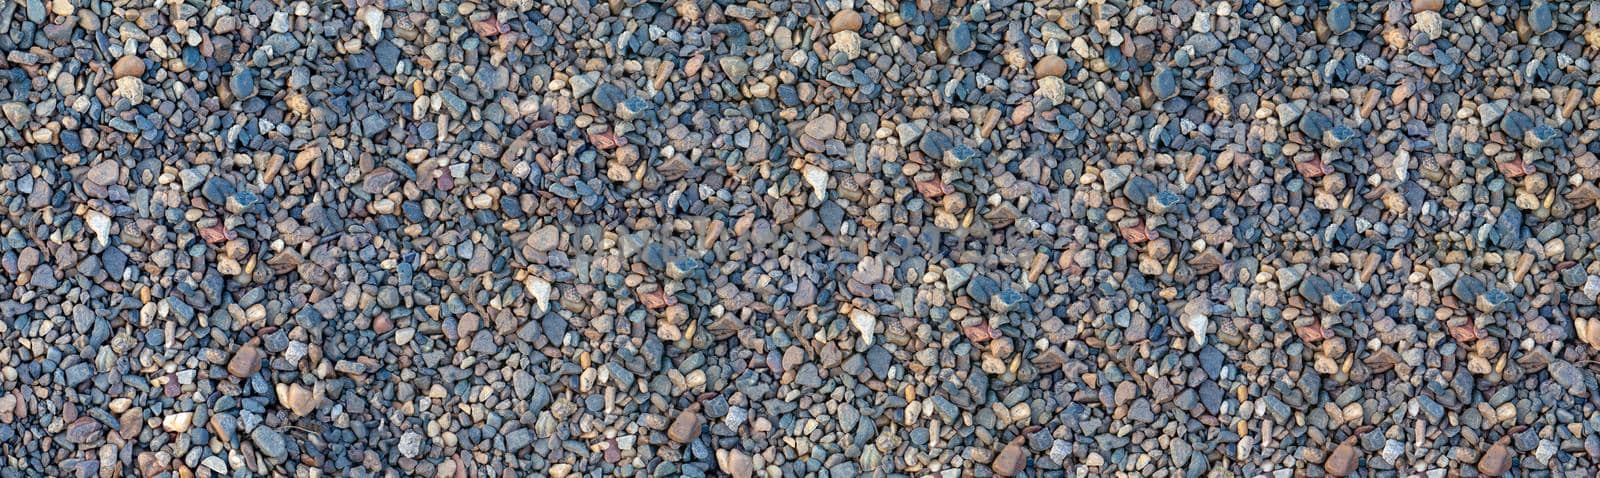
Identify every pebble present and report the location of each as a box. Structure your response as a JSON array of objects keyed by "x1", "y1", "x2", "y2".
[
  {"x1": 65, "y1": 418, "x2": 101, "y2": 444},
  {"x1": 230, "y1": 67, "x2": 257, "y2": 100},
  {"x1": 83, "y1": 210, "x2": 111, "y2": 247},
  {"x1": 719, "y1": 57, "x2": 749, "y2": 82},
  {"x1": 1413, "y1": 11, "x2": 1443, "y2": 39},
  {"x1": 64, "y1": 363, "x2": 93, "y2": 388},
  {"x1": 948, "y1": 22, "x2": 975, "y2": 55},
  {"x1": 804, "y1": 114, "x2": 837, "y2": 140},
  {"x1": 1327, "y1": 2, "x2": 1355, "y2": 35},
  {"x1": 719, "y1": 449, "x2": 753, "y2": 478},
  {"x1": 251, "y1": 427, "x2": 288, "y2": 462},
  {"x1": 849, "y1": 309, "x2": 877, "y2": 347},
  {"x1": 83, "y1": 160, "x2": 120, "y2": 185},
  {"x1": 1035, "y1": 55, "x2": 1067, "y2": 78},
  {"x1": 992, "y1": 437, "x2": 1028, "y2": 476},
  {"x1": 399, "y1": 431, "x2": 424, "y2": 458},
  {"x1": 112, "y1": 56, "x2": 145, "y2": 79},
  {"x1": 668, "y1": 407, "x2": 703, "y2": 444},
  {"x1": 1529, "y1": 1, "x2": 1556, "y2": 34},
  {"x1": 162, "y1": 412, "x2": 193, "y2": 433},
  {"x1": 24, "y1": 0, "x2": 43, "y2": 23},
  {"x1": 279, "y1": 383, "x2": 320, "y2": 417},
  {"x1": 1478, "y1": 438, "x2": 1513, "y2": 475},
  {"x1": 1324, "y1": 435, "x2": 1361, "y2": 476},
  {"x1": 1152, "y1": 67, "x2": 1179, "y2": 100},
  {"x1": 228, "y1": 343, "x2": 262, "y2": 378},
  {"x1": 829, "y1": 10, "x2": 862, "y2": 32}
]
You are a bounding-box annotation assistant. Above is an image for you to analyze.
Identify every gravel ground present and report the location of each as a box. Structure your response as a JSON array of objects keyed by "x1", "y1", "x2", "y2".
[{"x1": 2, "y1": 0, "x2": 1599, "y2": 476}]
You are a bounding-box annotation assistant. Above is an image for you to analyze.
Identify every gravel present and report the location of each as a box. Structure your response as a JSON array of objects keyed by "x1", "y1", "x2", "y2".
[{"x1": 1, "y1": 0, "x2": 1599, "y2": 476}]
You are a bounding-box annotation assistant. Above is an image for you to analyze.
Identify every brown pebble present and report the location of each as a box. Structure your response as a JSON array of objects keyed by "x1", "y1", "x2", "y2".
[
  {"x1": 1323, "y1": 436, "x2": 1361, "y2": 476},
  {"x1": 830, "y1": 10, "x2": 862, "y2": 32},
  {"x1": 667, "y1": 406, "x2": 702, "y2": 444},
  {"x1": 227, "y1": 343, "x2": 262, "y2": 378},
  {"x1": 1035, "y1": 55, "x2": 1067, "y2": 78},
  {"x1": 1477, "y1": 437, "x2": 1513, "y2": 476},
  {"x1": 1412, "y1": 0, "x2": 1443, "y2": 11},
  {"x1": 112, "y1": 56, "x2": 145, "y2": 79},
  {"x1": 372, "y1": 315, "x2": 393, "y2": 334},
  {"x1": 992, "y1": 437, "x2": 1027, "y2": 477}
]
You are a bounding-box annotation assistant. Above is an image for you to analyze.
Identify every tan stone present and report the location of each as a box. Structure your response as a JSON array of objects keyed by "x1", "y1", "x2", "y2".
[
  {"x1": 278, "y1": 383, "x2": 322, "y2": 418},
  {"x1": 113, "y1": 56, "x2": 145, "y2": 79},
  {"x1": 718, "y1": 449, "x2": 752, "y2": 478},
  {"x1": 1035, "y1": 55, "x2": 1067, "y2": 78},
  {"x1": 162, "y1": 412, "x2": 193, "y2": 433},
  {"x1": 829, "y1": 10, "x2": 862, "y2": 32}
]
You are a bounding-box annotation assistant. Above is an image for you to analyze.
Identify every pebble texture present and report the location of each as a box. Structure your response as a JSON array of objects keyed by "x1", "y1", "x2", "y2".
[{"x1": 0, "y1": 0, "x2": 1599, "y2": 477}]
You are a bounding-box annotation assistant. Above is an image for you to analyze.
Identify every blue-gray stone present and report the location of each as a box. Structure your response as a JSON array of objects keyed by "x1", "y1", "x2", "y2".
[
  {"x1": 541, "y1": 311, "x2": 568, "y2": 345},
  {"x1": 374, "y1": 40, "x2": 400, "y2": 74},
  {"x1": 230, "y1": 67, "x2": 258, "y2": 99},
  {"x1": 65, "y1": 363, "x2": 94, "y2": 388}
]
